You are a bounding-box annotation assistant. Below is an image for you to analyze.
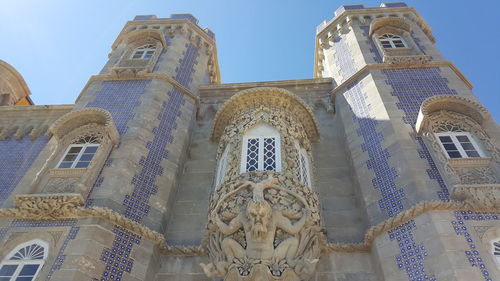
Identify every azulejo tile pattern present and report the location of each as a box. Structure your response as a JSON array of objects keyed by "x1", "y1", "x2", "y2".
[
  {"x1": 332, "y1": 34, "x2": 356, "y2": 83},
  {"x1": 345, "y1": 81, "x2": 405, "y2": 218},
  {"x1": 451, "y1": 211, "x2": 500, "y2": 281},
  {"x1": 360, "y1": 26, "x2": 383, "y2": 63},
  {"x1": 95, "y1": 42, "x2": 198, "y2": 281},
  {"x1": 344, "y1": 78, "x2": 435, "y2": 280},
  {"x1": 94, "y1": 226, "x2": 141, "y2": 281},
  {"x1": 174, "y1": 43, "x2": 199, "y2": 89},
  {"x1": 86, "y1": 80, "x2": 150, "y2": 135},
  {"x1": 383, "y1": 68, "x2": 457, "y2": 200},
  {"x1": 46, "y1": 225, "x2": 79, "y2": 281},
  {"x1": 0, "y1": 228, "x2": 7, "y2": 241},
  {"x1": 389, "y1": 221, "x2": 435, "y2": 281},
  {"x1": 0, "y1": 137, "x2": 48, "y2": 206}
]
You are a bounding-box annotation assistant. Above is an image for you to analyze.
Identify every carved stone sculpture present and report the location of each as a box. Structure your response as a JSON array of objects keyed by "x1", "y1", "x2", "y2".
[{"x1": 201, "y1": 175, "x2": 321, "y2": 280}]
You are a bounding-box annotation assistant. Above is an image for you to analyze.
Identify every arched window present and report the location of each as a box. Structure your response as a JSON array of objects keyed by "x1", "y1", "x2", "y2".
[
  {"x1": 215, "y1": 145, "x2": 230, "y2": 187},
  {"x1": 0, "y1": 240, "x2": 47, "y2": 281},
  {"x1": 433, "y1": 122, "x2": 485, "y2": 159},
  {"x1": 57, "y1": 135, "x2": 100, "y2": 169},
  {"x1": 492, "y1": 240, "x2": 500, "y2": 264},
  {"x1": 294, "y1": 141, "x2": 311, "y2": 187},
  {"x1": 378, "y1": 34, "x2": 406, "y2": 49},
  {"x1": 130, "y1": 44, "x2": 156, "y2": 59},
  {"x1": 240, "y1": 123, "x2": 281, "y2": 173}
]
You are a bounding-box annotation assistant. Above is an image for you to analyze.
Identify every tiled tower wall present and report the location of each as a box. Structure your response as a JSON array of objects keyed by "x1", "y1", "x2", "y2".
[
  {"x1": 322, "y1": 5, "x2": 500, "y2": 281},
  {"x1": 0, "y1": 16, "x2": 216, "y2": 281}
]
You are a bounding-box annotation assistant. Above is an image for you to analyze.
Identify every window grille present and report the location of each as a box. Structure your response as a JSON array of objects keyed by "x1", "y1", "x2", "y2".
[
  {"x1": 378, "y1": 34, "x2": 407, "y2": 49},
  {"x1": 0, "y1": 241, "x2": 47, "y2": 281}
]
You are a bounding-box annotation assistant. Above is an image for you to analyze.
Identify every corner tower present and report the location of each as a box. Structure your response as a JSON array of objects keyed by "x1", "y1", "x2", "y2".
[{"x1": 316, "y1": 2, "x2": 500, "y2": 281}]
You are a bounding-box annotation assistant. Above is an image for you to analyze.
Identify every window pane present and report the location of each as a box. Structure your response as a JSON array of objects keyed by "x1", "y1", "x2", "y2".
[
  {"x1": 263, "y1": 138, "x2": 276, "y2": 171},
  {"x1": 456, "y1": 135, "x2": 470, "y2": 142},
  {"x1": 79, "y1": 154, "x2": 95, "y2": 161},
  {"x1": 68, "y1": 147, "x2": 82, "y2": 153},
  {"x1": 0, "y1": 264, "x2": 17, "y2": 276},
  {"x1": 465, "y1": 151, "x2": 480, "y2": 158},
  {"x1": 58, "y1": 162, "x2": 73, "y2": 168},
  {"x1": 63, "y1": 154, "x2": 78, "y2": 162},
  {"x1": 19, "y1": 264, "x2": 39, "y2": 276},
  {"x1": 75, "y1": 161, "x2": 90, "y2": 168},
  {"x1": 443, "y1": 143, "x2": 458, "y2": 151},
  {"x1": 0, "y1": 278, "x2": 12, "y2": 281},
  {"x1": 84, "y1": 146, "x2": 98, "y2": 153},
  {"x1": 447, "y1": 151, "x2": 462, "y2": 158},
  {"x1": 438, "y1": 136, "x2": 452, "y2": 142},
  {"x1": 15, "y1": 277, "x2": 34, "y2": 281},
  {"x1": 245, "y1": 138, "x2": 259, "y2": 172},
  {"x1": 460, "y1": 142, "x2": 475, "y2": 150}
]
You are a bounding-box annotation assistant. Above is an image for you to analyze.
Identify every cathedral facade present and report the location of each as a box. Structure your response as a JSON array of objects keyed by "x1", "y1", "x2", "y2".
[{"x1": 0, "y1": 2, "x2": 499, "y2": 281}]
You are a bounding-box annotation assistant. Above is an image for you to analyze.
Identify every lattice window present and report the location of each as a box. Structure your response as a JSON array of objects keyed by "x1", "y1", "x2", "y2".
[
  {"x1": 215, "y1": 145, "x2": 230, "y2": 187},
  {"x1": 57, "y1": 135, "x2": 100, "y2": 169},
  {"x1": 241, "y1": 124, "x2": 281, "y2": 173},
  {"x1": 0, "y1": 241, "x2": 47, "y2": 281},
  {"x1": 379, "y1": 34, "x2": 406, "y2": 49},
  {"x1": 130, "y1": 44, "x2": 156, "y2": 59},
  {"x1": 435, "y1": 132, "x2": 485, "y2": 159},
  {"x1": 294, "y1": 141, "x2": 311, "y2": 187},
  {"x1": 493, "y1": 240, "x2": 500, "y2": 264}
]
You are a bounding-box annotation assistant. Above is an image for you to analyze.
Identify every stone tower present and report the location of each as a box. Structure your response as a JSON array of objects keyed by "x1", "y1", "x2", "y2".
[{"x1": 0, "y1": 3, "x2": 499, "y2": 281}]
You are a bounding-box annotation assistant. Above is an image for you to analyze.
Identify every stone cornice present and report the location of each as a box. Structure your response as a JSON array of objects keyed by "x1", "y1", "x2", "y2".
[
  {"x1": 1, "y1": 199, "x2": 498, "y2": 256},
  {"x1": 329, "y1": 61, "x2": 473, "y2": 97},
  {"x1": 314, "y1": 6, "x2": 435, "y2": 77},
  {"x1": 113, "y1": 18, "x2": 216, "y2": 49},
  {"x1": 75, "y1": 73, "x2": 200, "y2": 108},
  {"x1": 199, "y1": 78, "x2": 333, "y2": 91},
  {"x1": 0, "y1": 104, "x2": 73, "y2": 114}
]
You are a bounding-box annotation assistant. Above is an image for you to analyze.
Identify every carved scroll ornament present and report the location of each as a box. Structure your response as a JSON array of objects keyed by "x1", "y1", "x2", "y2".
[{"x1": 201, "y1": 174, "x2": 321, "y2": 281}]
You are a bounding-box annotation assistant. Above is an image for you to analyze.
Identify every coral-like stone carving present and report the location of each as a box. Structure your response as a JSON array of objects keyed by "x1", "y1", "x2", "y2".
[
  {"x1": 452, "y1": 184, "x2": 500, "y2": 209},
  {"x1": 383, "y1": 55, "x2": 430, "y2": 65},
  {"x1": 201, "y1": 175, "x2": 321, "y2": 280},
  {"x1": 13, "y1": 194, "x2": 84, "y2": 219}
]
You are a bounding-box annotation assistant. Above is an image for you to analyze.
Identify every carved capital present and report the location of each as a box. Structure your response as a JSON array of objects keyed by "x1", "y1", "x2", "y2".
[{"x1": 13, "y1": 193, "x2": 84, "y2": 220}]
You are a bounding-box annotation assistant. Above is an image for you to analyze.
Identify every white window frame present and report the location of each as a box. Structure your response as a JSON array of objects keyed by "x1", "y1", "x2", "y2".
[
  {"x1": 435, "y1": 132, "x2": 485, "y2": 159},
  {"x1": 491, "y1": 239, "x2": 500, "y2": 266},
  {"x1": 0, "y1": 240, "x2": 48, "y2": 281},
  {"x1": 240, "y1": 124, "x2": 281, "y2": 173},
  {"x1": 378, "y1": 33, "x2": 407, "y2": 49},
  {"x1": 215, "y1": 145, "x2": 230, "y2": 187},
  {"x1": 56, "y1": 143, "x2": 100, "y2": 169},
  {"x1": 295, "y1": 142, "x2": 311, "y2": 187},
  {"x1": 130, "y1": 44, "x2": 156, "y2": 60}
]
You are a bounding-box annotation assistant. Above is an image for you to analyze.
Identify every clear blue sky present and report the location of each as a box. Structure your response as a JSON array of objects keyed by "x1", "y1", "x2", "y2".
[{"x1": 0, "y1": 0, "x2": 498, "y2": 122}]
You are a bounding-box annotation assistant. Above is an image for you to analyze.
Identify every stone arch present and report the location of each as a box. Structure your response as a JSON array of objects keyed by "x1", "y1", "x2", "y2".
[
  {"x1": 416, "y1": 95, "x2": 490, "y2": 134},
  {"x1": 123, "y1": 29, "x2": 167, "y2": 48},
  {"x1": 49, "y1": 108, "x2": 119, "y2": 145},
  {"x1": 211, "y1": 87, "x2": 319, "y2": 142},
  {"x1": 0, "y1": 60, "x2": 31, "y2": 105},
  {"x1": 369, "y1": 17, "x2": 412, "y2": 36}
]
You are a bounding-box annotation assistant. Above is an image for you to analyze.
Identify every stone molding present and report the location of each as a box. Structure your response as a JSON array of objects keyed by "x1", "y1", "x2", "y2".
[
  {"x1": 48, "y1": 168, "x2": 86, "y2": 178},
  {"x1": 211, "y1": 87, "x2": 320, "y2": 142},
  {"x1": 383, "y1": 54, "x2": 431, "y2": 66},
  {"x1": 75, "y1": 73, "x2": 199, "y2": 108},
  {"x1": 13, "y1": 193, "x2": 84, "y2": 220},
  {"x1": 329, "y1": 61, "x2": 473, "y2": 96},
  {"x1": 452, "y1": 184, "x2": 500, "y2": 209},
  {"x1": 369, "y1": 17, "x2": 412, "y2": 36},
  {"x1": 0, "y1": 200, "x2": 498, "y2": 256},
  {"x1": 416, "y1": 95, "x2": 490, "y2": 134},
  {"x1": 49, "y1": 107, "x2": 119, "y2": 145},
  {"x1": 448, "y1": 157, "x2": 492, "y2": 169}
]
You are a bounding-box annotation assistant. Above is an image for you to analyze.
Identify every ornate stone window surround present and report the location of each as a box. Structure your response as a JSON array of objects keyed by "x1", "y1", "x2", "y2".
[
  {"x1": 112, "y1": 29, "x2": 166, "y2": 75},
  {"x1": 240, "y1": 123, "x2": 282, "y2": 173},
  {"x1": 215, "y1": 144, "x2": 230, "y2": 188},
  {"x1": 416, "y1": 95, "x2": 499, "y2": 202},
  {"x1": 294, "y1": 140, "x2": 311, "y2": 188},
  {"x1": 0, "y1": 239, "x2": 48, "y2": 281},
  {"x1": 24, "y1": 108, "x2": 119, "y2": 201},
  {"x1": 369, "y1": 17, "x2": 430, "y2": 64}
]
